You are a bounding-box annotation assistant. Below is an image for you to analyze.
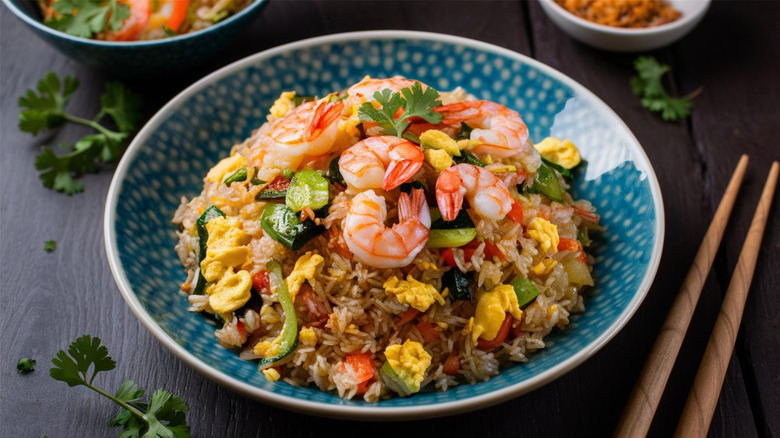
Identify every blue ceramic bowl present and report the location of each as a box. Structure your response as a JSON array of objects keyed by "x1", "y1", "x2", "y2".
[
  {"x1": 105, "y1": 31, "x2": 664, "y2": 419},
  {"x1": 2, "y1": 0, "x2": 267, "y2": 77}
]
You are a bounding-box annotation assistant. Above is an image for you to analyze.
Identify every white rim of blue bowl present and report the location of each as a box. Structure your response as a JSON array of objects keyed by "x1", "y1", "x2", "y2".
[
  {"x1": 104, "y1": 30, "x2": 665, "y2": 420},
  {"x1": 1, "y1": 0, "x2": 267, "y2": 46},
  {"x1": 539, "y1": 0, "x2": 710, "y2": 35}
]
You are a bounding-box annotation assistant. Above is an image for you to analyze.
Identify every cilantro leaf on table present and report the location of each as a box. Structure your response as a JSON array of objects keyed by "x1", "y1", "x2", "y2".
[
  {"x1": 50, "y1": 335, "x2": 190, "y2": 438},
  {"x1": 44, "y1": 240, "x2": 57, "y2": 252},
  {"x1": 358, "y1": 83, "x2": 443, "y2": 138},
  {"x1": 631, "y1": 56, "x2": 701, "y2": 122},
  {"x1": 17, "y1": 357, "x2": 37, "y2": 374},
  {"x1": 46, "y1": 0, "x2": 131, "y2": 39},
  {"x1": 19, "y1": 72, "x2": 142, "y2": 194},
  {"x1": 18, "y1": 72, "x2": 79, "y2": 135}
]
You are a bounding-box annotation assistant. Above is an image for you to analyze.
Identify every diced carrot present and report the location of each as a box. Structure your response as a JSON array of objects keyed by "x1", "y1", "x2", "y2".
[
  {"x1": 236, "y1": 320, "x2": 246, "y2": 338},
  {"x1": 558, "y1": 237, "x2": 588, "y2": 264},
  {"x1": 251, "y1": 270, "x2": 271, "y2": 295},
  {"x1": 164, "y1": 0, "x2": 190, "y2": 32},
  {"x1": 356, "y1": 378, "x2": 373, "y2": 394},
  {"x1": 507, "y1": 201, "x2": 524, "y2": 224},
  {"x1": 477, "y1": 314, "x2": 513, "y2": 350},
  {"x1": 109, "y1": 0, "x2": 150, "y2": 41},
  {"x1": 416, "y1": 320, "x2": 439, "y2": 343},
  {"x1": 483, "y1": 241, "x2": 506, "y2": 261},
  {"x1": 443, "y1": 354, "x2": 461, "y2": 375},
  {"x1": 395, "y1": 307, "x2": 420, "y2": 326},
  {"x1": 557, "y1": 237, "x2": 580, "y2": 252},
  {"x1": 259, "y1": 175, "x2": 291, "y2": 196},
  {"x1": 441, "y1": 247, "x2": 457, "y2": 268},
  {"x1": 511, "y1": 320, "x2": 524, "y2": 339},
  {"x1": 345, "y1": 352, "x2": 375, "y2": 383}
]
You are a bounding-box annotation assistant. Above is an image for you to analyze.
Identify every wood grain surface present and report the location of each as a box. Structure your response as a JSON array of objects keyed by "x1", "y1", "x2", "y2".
[{"x1": 1, "y1": 2, "x2": 778, "y2": 437}]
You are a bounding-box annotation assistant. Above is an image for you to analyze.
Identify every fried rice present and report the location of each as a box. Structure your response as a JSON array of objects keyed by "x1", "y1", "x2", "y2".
[{"x1": 172, "y1": 77, "x2": 600, "y2": 402}]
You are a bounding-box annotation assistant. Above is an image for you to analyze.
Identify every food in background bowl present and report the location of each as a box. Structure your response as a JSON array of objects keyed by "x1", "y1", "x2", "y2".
[
  {"x1": 172, "y1": 76, "x2": 601, "y2": 401},
  {"x1": 38, "y1": 0, "x2": 254, "y2": 41},
  {"x1": 554, "y1": 0, "x2": 681, "y2": 28}
]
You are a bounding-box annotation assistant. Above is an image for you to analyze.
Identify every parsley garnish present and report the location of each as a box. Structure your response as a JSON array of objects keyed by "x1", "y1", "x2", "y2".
[
  {"x1": 357, "y1": 83, "x2": 443, "y2": 137},
  {"x1": 19, "y1": 72, "x2": 142, "y2": 194},
  {"x1": 17, "y1": 357, "x2": 36, "y2": 374},
  {"x1": 50, "y1": 335, "x2": 190, "y2": 437},
  {"x1": 631, "y1": 56, "x2": 701, "y2": 122},
  {"x1": 44, "y1": 240, "x2": 57, "y2": 252},
  {"x1": 45, "y1": 0, "x2": 131, "y2": 39}
]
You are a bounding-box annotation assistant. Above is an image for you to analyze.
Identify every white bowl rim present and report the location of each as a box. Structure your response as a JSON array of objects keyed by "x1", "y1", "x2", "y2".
[
  {"x1": 104, "y1": 30, "x2": 665, "y2": 420},
  {"x1": 539, "y1": 0, "x2": 711, "y2": 36}
]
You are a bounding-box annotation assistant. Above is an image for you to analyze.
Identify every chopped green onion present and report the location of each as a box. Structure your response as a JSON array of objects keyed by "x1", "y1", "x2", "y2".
[{"x1": 223, "y1": 167, "x2": 248, "y2": 186}]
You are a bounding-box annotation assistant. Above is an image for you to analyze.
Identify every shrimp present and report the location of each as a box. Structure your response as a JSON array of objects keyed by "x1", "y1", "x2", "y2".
[
  {"x1": 338, "y1": 136, "x2": 424, "y2": 191},
  {"x1": 436, "y1": 163, "x2": 514, "y2": 221},
  {"x1": 258, "y1": 99, "x2": 344, "y2": 171},
  {"x1": 435, "y1": 100, "x2": 530, "y2": 158},
  {"x1": 343, "y1": 188, "x2": 431, "y2": 269},
  {"x1": 346, "y1": 77, "x2": 422, "y2": 107}
]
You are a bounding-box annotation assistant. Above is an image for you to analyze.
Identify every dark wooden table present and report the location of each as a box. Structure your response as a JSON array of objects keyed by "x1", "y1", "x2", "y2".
[{"x1": 2, "y1": 1, "x2": 778, "y2": 437}]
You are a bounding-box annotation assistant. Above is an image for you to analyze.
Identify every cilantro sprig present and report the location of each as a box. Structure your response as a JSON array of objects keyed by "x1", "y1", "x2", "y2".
[
  {"x1": 631, "y1": 56, "x2": 701, "y2": 122},
  {"x1": 19, "y1": 72, "x2": 142, "y2": 194},
  {"x1": 45, "y1": 0, "x2": 131, "y2": 39},
  {"x1": 50, "y1": 335, "x2": 190, "y2": 438},
  {"x1": 357, "y1": 83, "x2": 443, "y2": 139}
]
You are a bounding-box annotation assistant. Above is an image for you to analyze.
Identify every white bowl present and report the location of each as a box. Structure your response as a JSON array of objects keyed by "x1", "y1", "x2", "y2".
[{"x1": 539, "y1": 0, "x2": 710, "y2": 52}]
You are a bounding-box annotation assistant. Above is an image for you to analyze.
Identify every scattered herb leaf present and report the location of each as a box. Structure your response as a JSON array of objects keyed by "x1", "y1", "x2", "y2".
[
  {"x1": 44, "y1": 240, "x2": 57, "y2": 252},
  {"x1": 19, "y1": 72, "x2": 142, "y2": 194},
  {"x1": 358, "y1": 83, "x2": 443, "y2": 137},
  {"x1": 17, "y1": 357, "x2": 36, "y2": 374},
  {"x1": 631, "y1": 56, "x2": 700, "y2": 122},
  {"x1": 50, "y1": 335, "x2": 190, "y2": 437},
  {"x1": 46, "y1": 0, "x2": 131, "y2": 39},
  {"x1": 162, "y1": 24, "x2": 177, "y2": 37}
]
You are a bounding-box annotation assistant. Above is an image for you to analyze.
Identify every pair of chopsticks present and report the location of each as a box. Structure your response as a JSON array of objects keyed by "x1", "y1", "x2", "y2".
[{"x1": 614, "y1": 155, "x2": 779, "y2": 438}]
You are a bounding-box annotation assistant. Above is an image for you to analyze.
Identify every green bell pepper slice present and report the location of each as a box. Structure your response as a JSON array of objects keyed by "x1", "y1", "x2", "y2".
[{"x1": 258, "y1": 260, "x2": 298, "y2": 370}]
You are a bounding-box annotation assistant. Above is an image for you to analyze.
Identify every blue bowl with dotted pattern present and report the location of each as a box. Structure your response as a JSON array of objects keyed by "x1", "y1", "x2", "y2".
[
  {"x1": 1, "y1": 0, "x2": 268, "y2": 77},
  {"x1": 104, "y1": 31, "x2": 664, "y2": 419}
]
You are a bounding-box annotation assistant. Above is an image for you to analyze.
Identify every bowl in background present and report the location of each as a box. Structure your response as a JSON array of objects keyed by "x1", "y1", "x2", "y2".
[
  {"x1": 1, "y1": 0, "x2": 268, "y2": 77},
  {"x1": 539, "y1": 0, "x2": 710, "y2": 52},
  {"x1": 104, "y1": 31, "x2": 664, "y2": 419}
]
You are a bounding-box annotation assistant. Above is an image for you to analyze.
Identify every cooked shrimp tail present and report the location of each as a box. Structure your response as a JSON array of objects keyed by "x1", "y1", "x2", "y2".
[
  {"x1": 436, "y1": 163, "x2": 514, "y2": 221},
  {"x1": 339, "y1": 136, "x2": 424, "y2": 191},
  {"x1": 343, "y1": 188, "x2": 431, "y2": 269},
  {"x1": 435, "y1": 100, "x2": 529, "y2": 158}
]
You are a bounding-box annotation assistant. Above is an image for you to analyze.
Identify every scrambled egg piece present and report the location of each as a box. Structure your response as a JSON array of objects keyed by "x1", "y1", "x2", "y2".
[
  {"x1": 254, "y1": 337, "x2": 281, "y2": 357},
  {"x1": 534, "y1": 137, "x2": 582, "y2": 169},
  {"x1": 532, "y1": 259, "x2": 558, "y2": 275},
  {"x1": 384, "y1": 340, "x2": 431, "y2": 394},
  {"x1": 299, "y1": 327, "x2": 317, "y2": 347},
  {"x1": 262, "y1": 368, "x2": 281, "y2": 382},
  {"x1": 424, "y1": 148, "x2": 453, "y2": 172},
  {"x1": 338, "y1": 104, "x2": 363, "y2": 139},
  {"x1": 528, "y1": 217, "x2": 559, "y2": 255},
  {"x1": 286, "y1": 252, "x2": 325, "y2": 302},
  {"x1": 206, "y1": 155, "x2": 247, "y2": 183},
  {"x1": 472, "y1": 284, "x2": 523, "y2": 342},
  {"x1": 487, "y1": 164, "x2": 517, "y2": 174},
  {"x1": 207, "y1": 268, "x2": 252, "y2": 314},
  {"x1": 420, "y1": 129, "x2": 462, "y2": 156},
  {"x1": 383, "y1": 276, "x2": 445, "y2": 312},
  {"x1": 267, "y1": 91, "x2": 297, "y2": 121},
  {"x1": 200, "y1": 217, "x2": 251, "y2": 282}
]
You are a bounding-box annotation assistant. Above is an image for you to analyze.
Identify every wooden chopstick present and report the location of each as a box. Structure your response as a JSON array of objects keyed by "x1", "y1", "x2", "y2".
[
  {"x1": 614, "y1": 154, "x2": 749, "y2": 437},
  {"x1": 675, "y1": 161, "x2": 779, "y2": 438}
]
